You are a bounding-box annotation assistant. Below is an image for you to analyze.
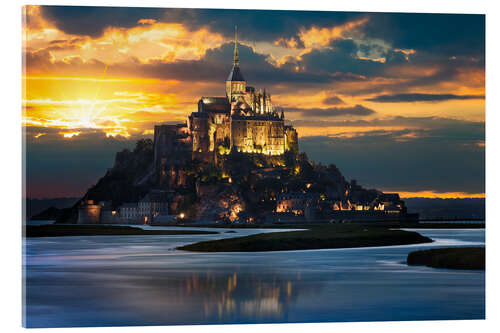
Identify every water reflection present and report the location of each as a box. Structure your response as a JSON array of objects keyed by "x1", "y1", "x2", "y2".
[
  {"x1": 109, "y1": 270, "x2": 319, "y2": 324},
  {"x1": 24, "y1": 228, "x2": 485, "y2": 327},
  {"x1": 179, "y1": 271, "x2": 313, "y2": 321}
]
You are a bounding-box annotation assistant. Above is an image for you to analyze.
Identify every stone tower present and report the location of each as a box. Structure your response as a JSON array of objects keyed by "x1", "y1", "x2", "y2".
[{"x1": 226, "y1": 26, "x2": 246, "y2": 102}]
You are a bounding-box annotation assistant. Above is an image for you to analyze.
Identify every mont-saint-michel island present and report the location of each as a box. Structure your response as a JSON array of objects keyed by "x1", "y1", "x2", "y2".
[
  {"x1": 22, "y1": 7, "x2": 485, "y2": 328},
  {"x1": 61, "y1": 32, "x2": 418, "y2": 227}
]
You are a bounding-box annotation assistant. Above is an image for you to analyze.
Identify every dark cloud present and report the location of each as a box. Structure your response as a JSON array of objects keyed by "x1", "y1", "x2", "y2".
[
  {"x1": 40, "y1": 6, "x2": 167, "y2": 37},
  {"x1": 292, "y1": 39, "x2": 386, "y2": 77},
  {"x1": 363, "y1": 13, "x2": 485, "y2": 57},
  {"x1": 291, "y1": 119, "x2": 371, "y2": 127},
  {"x1": 39, "y1": 7, "x2": 484, "y2": 61},
  {"x1": 322, "y1": 95, "x2": 345, "y2": 105},
  {"x1": 25, "y1": 42, "x2": 358, "y2": 88},
  {"x1": 104, "y1": 43, "x2": 368, "y2": 89},
  {"x1": 280, "y1": 38, "x2": 484, "y2": 97},
  {"x1": 366, "y1": 93, "x2": 485, "y2": 103},
  {"x1": 24, "y1": 48, "x2": 106, "y2": 76},
  {"x1": 44, "y1": 37, "x2": 87, "y2": 52},
  {"x1": 292, "y1": 116, "x2": 485, "y2": 135},
  {"x1": 287, "y1": 104, "x2": 375, "y2": 117},
  {"x1": 297, "y1": 116, "x2": 484, "y2": 193},
  {"x1": 336, "y1": 58, "x2": 484, "y2": 97},
  {"x1": 300, "y1": 125, "x2": 484, "y2": 194},
  {"x1": 24, "y1": 42, "x2": 356, "y2": 94},
  {"x1": 40, "y1": 6, "x2": 362, "y2": 41},
  {"x1": 25, "y1": 22, "x2": 483, "y2": 96},
  {"x1": 36, "y1": 7, "x2": 485, "y2": 93}
]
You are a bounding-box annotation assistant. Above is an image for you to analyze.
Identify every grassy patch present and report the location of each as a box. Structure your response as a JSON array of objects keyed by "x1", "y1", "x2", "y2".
[
  {"x1": 177, "y1": 224, "x2": 432, "y2": 252},
  {"x1": 24, "y1": 225, "x2": 218, "y2": 237},
  {"x1": 407, "y1": 247, "x2": 485, "y2": 270}
]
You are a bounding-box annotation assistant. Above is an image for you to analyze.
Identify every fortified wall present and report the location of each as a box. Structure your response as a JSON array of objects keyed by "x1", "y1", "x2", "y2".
[{"x1": 77, "y1": 200, "x2": 101, "y2": 224}]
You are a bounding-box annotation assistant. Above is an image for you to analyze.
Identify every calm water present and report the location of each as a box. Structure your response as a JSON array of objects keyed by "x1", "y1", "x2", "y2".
[
  {"x1": 24, "y1": 220, "x2": 55, "y2": 226},
  {"x1": 421, "y1": 220, "x2": 485, "y2": 224},
  {"x1": 23, "y1": 226, "x2": 485, "y2": 328}
]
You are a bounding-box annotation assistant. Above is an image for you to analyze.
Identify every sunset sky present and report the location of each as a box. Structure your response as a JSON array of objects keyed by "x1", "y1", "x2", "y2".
[{"x1": 22, "y1": 5, "x2": 485, "y2": 199}]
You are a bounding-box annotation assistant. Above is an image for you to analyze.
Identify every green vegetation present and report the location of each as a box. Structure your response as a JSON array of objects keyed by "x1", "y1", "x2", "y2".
[
  {"x1": 24, "y1": 224, "x2": 218, "y2": 237},
  {"x1": 177, "y1": 224, "x2": 432, "y2": 252},
  {"x1": 407, "y1": 247, "x2": 485, "y2": 270}
]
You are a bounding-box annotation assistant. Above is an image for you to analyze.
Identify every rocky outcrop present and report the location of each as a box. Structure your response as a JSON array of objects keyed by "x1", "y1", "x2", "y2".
[{"x1": 30, "y1": 206, "x2": 63, "y2": 220}]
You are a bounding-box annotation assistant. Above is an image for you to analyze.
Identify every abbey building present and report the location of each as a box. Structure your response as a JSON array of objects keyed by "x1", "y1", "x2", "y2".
[{"x1": 153, "y1": 29, "x2": 298, "y2": 177}]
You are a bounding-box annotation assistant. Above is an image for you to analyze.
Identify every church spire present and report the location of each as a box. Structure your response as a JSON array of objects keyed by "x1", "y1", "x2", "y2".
[
  {"x1": 233, "y1": 25, "x2": 239, "y2": 67},
  {"x1": 226, "y1": 26, "x2": 245, "y2": 87}
]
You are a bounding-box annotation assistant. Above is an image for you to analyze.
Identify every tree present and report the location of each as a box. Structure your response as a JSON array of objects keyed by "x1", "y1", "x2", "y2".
[{"x1": 134, "y1": 138, "x2": 153, "y2": 153}]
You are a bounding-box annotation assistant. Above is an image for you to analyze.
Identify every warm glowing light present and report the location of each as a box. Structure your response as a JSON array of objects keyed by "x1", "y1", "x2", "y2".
[
  {"x1": 33, "y1": 133, "x2": 46, "y2": 139},
  {"x1": 179, "y1": 213, "x2": 185, "y2": 219},
  {"x1": 60, "y1": 131, "x2": 81, "y2": 138},
  {"x1": 395, "y1": 191, "x2": 485, "y2": 199},
  {"x1": 357, "y1": 56, "x2": 386, "y2": 63},
  {"x1": 105, "y1": 129, "x2": 131, "y2": 138},
  {"x1": 22, "y1": 73, "x2": 189, "y2": 138},
  {"x1": 297, "y1": 17, "x2": 370, "y2": 49}
]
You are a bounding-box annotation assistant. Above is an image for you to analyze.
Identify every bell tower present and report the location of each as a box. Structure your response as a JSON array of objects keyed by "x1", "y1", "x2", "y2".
[{"x1": 226, "y1": 26, "x2": 246, "y2": 102}]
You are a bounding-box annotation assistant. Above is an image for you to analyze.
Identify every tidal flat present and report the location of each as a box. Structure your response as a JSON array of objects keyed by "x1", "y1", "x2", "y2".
[
  {"x1": 177, "y1": 224, "x2": 433, "y2": 252},
  {"x1": 407, "y1": 247, "x2": 485, "y2": 270}
]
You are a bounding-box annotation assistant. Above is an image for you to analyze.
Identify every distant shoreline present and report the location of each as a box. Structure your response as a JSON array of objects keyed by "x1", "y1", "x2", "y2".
[
  {"x1": 24, "y1": 224, "x2": 219, "y2": 237},
  {"x1": 418, "y1": 218, "x2": 484, "y2": 222},
  {"x1": 156, "y1": 221, "x2": 485, "y2": 229}
]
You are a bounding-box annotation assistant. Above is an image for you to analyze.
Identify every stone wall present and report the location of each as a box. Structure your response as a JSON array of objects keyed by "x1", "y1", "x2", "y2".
[
  {"x1": 231, "y1": 117, "x2": 285, "y2": 155},
  {"x1": 190, "y1": 113, "x2": 209, "y2": 153},
  {"x1": 153, "y1": 124, "x2": 192, "y2": 183},
  {"x1": 77, "y1": 200, "x2": 101, "y2": 224},
  {"x1": 285, "y1": 127, "x2": 299, "y2": 153},
  {"x1": 100, "y1": 210, "x2": 119, "y2": 224}
]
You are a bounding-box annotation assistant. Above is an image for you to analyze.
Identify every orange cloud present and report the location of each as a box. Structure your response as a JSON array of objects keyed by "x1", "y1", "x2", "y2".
[
  {"x1": 296, "y1": 17, "x2": 369, "y2": 49},
  {"x1": 60, "y1": 131, "x2": 81, "y2": 138},
  {"x1": 293, "y1": 125, "x2": 409, "y2": 138},
  {"x1": 22, "y1": 6, "x2": 484, "y2": 143},
  {"x1": 396, "y1": 191, "x2": 485, "y2": 199},
  {"x1": 21, "y1": 72, "x2": 203, "y2": 138},
  {"x1": 137, "y1": 18, "x2": 157, "y2": 25},
  {"x1": 267, "y1": 18, "x2": 371, "y2": 66},
  {"x1": 24, "y1": 11, "x2": 227, "y2": 67}
]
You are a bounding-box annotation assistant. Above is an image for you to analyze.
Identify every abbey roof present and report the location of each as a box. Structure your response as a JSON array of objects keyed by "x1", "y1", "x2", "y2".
[
  {"x1": 198, "y1": 97, "x2": 230, "y2": 113},
  {"x1": 227, "y1": 65, "x2": 245, "y2": 82}
]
